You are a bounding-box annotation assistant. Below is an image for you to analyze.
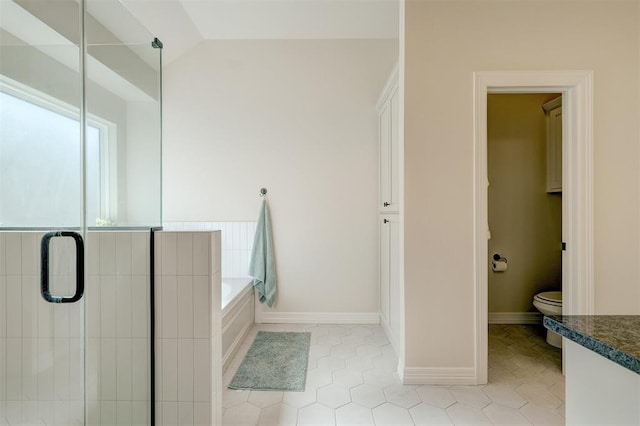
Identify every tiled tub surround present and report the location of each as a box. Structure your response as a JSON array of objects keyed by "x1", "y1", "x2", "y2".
[
  {"x1": 0, "y1": 231, "x2": 152, "y2": 425},
  {"x1": 162, "y1": 222, "x2": 256, "y2": 279},
  {"x1": 544, "y1": 315, "x2": 640, "y2": 425},
  {"x1": 162, "y1": 223, "x2": 256, "y2": 375},
  {"x1": 154, "y1": 231, "x2": 222, "y2": 426}
]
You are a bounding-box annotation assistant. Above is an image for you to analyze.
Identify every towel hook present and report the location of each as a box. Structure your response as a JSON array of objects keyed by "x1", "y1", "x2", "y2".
[{"x1": 259, "y1": 188, "x2": 268, "y2": 197}]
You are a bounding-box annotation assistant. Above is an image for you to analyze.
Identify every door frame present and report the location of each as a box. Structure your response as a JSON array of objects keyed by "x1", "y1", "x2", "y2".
[{"x1": 473, "y1": 71, "x2": 594, "y2": 384}]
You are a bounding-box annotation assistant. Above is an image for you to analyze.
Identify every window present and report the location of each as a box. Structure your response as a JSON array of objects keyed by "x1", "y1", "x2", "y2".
[{"x1": 0, "y1": 77, "x2": 114, "y2": 227}]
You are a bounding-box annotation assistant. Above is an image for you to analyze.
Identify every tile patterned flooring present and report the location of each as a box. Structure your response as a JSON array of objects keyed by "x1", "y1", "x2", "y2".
[{"x1": 222, "y1": 324, "x2": 564, "y2": 425}]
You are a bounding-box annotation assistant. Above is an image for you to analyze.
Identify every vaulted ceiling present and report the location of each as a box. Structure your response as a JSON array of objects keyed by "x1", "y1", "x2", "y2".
[{"x1": 120, "y1": 0, "x2": 400, "y2": 63}]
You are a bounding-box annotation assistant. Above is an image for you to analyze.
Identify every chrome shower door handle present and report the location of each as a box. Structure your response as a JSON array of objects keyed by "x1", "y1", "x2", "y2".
[{"x1": 41, "y1": 231, "x2": 85, "y2": 303}]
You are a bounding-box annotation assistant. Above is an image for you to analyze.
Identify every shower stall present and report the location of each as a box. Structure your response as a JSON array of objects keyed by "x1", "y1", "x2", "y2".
[{"x1": 0, "y1": 0, "x2": 162, "y2": 424}]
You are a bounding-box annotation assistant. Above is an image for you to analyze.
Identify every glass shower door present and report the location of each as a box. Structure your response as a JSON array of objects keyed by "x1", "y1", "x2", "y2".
[
  {"x1": 83, "y1": 2, "x2": 161, "y2": 423},
  {"x1": 0, "y1": 0, "x2": 87, "y2": 424},
  {"x1": 1, "y1": 1, "x2": 161, "y2": 424}
]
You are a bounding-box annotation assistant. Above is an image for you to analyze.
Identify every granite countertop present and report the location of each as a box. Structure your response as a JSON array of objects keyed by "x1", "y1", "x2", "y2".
[{"x1": 544, "y1": 315, "x2": 640, "y2": 375}]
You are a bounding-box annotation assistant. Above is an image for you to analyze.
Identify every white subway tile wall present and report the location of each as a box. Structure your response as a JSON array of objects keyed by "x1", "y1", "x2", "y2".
[
  {"x1": 0, "y1": 232, "x2": 84, "y2": 425},
  {"x1": 154, "y1": 231, "x2": 222, "y2": 426},
  {"x1": 0, "y1": 231, "x2": 151, "y2": 426},
  {"x1": 162, "y1": 222, "x2": 256, "y2": 279},
  {"x1": 86, "y1": 231, "x2": 151, "y2": 426}
]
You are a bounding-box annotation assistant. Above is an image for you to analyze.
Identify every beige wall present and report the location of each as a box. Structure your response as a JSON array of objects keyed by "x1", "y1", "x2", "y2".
[
  {"x1": 404, "y1": 0, "x2": 640, "y2": 370},
  {"x1": 163, "y1": 40, "x2": 398, "y2": 315},
  {"x1": 488, "y1": 94, "x2": 562, "y2": 313}
]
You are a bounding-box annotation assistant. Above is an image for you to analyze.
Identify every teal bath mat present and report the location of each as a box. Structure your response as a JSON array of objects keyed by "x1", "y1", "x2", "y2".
[{"x1": 228, "y1": 331, "x2": 311, "y2": 391}]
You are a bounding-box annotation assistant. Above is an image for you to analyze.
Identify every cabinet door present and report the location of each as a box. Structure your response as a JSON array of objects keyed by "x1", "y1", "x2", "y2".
[
  {"x1": 379, "y1": 87, "x2": 400, "y2": 213},
  {"x1": 547, "y1": 106, "x2": 562, "y2": 192},
  {"x1": 379, "y1": 216, "x2": 391, "y2": 325},
  {"x1": 389, "y1": 87, "x2": 400, "y2": 211},
  {"x1": 380, "y1": 214, "x2": 400, "y2": 337},
  {"x1": 387, "y1": 215, "x2": 401, "y2": 340},
  {"x1": 379, "y1": 102, "x2": 391, "y2": 211}
]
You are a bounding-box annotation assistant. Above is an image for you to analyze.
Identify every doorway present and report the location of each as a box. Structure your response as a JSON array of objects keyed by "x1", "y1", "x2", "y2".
[
  {"x1": 473, "y1": 71, "x2": 594, "y2": 384},
  {"x1": 487, "y1": 93, "x2": 562, "y2": 325},
  {"x1": 486, "y1": 93, "x2": 564, "y2": 391}
]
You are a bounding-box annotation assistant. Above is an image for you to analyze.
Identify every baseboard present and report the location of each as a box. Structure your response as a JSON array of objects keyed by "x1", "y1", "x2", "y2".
[
  {"x1": 258, "y1": 311, "x2": 380, "y2": 324},
  {"x1": 401, "y1": 366, "x2": 478, "y2": 385},
  {"x1": 488, "y1": 312, "x2": 542, "y2": 324}
]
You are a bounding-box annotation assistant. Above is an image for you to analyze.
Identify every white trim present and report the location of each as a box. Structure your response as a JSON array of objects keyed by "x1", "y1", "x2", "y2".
[
  {"x1": 397, "y1": 0, "x2": 406, "y2": 375},
  {"x1": 402, "y1": 367, "x2": 477, "y2": 386},
  {"x1": 381, "y1": 316, "x2": 401, "y2": 357},
  {"x1": 376, "y1": 60, "x2": 400, "y2": 110},
  {"x1": 488, "y1": 312, "x2": 543, "y2": 325},
  {"x1": 397, "y1": 357, "x2": 406, "y2": 384},
  {"x1": 474, "y1": 70, "x2": 594, "y2": 385},
  {"x1": 258, "y1": 311, "x2": 380, "y2": 325}
]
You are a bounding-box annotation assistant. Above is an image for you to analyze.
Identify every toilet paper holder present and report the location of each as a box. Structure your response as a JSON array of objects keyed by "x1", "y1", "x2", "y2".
[
  {"x1": 493, "y1": 253, "x2": 507, "y2": 262},
  {"x1": 491, "y1": 253, "x2": 508, "y2": 272}
]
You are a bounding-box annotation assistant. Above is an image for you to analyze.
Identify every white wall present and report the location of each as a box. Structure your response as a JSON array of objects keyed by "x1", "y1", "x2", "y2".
[
  {"x1": 404, "y1": 0, "x2": 640, "y2": 372},
  {"x1": 163, "y1": 40, "x2": 398, "y2": 315},
  {"x1": 488, "y1": 94, "x2": 562, "y2": 314}
]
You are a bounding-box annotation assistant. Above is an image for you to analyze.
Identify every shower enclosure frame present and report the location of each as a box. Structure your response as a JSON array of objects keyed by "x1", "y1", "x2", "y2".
[{"x1": 0, "y1": 0, "x2": 163, "y2": 423}]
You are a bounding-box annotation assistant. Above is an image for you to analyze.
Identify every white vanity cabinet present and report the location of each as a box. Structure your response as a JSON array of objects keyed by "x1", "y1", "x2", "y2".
[
  {"x1": 378, "y1": 64, "x2": 400, "y2": 213},
  {"x1": 544, "y1": 316, "x2": 640, "y2": 425},
  {"x1": 543, "y1": 97, "x2": 562, "y2": 193}
]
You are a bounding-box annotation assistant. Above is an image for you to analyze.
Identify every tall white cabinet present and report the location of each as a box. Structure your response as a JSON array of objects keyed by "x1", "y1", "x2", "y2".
[{"x1": 378, "y1": 63, "x2": 401, "y2": 354}]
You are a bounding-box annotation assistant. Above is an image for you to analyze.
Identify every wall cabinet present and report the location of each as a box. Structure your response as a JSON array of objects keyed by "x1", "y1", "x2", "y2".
[
  {"x1": 543, "y1": 97, "x2": 562, "y2": 193},
  {"x1": 378, "y1": 65, "x2": 400, "y2": 213}
]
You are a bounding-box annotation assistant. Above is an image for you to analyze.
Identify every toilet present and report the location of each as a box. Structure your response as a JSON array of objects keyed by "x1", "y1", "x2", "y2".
[{"x1": 533, "y1": 291, "x2": 563, "y2": 348}]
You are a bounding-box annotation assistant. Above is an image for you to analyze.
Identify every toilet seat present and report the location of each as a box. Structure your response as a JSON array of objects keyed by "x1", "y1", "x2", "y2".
[
  {"x1": 532, "y1": 291, "x2": 563, "y2": 348},
  {"x1": 534, "y1": 291, "x2": 562, "y2": 307}
]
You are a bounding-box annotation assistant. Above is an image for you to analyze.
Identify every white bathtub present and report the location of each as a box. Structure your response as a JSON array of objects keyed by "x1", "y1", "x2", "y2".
[{"x1": 221, "y1": 278, "x2": 254, "y2": 372}]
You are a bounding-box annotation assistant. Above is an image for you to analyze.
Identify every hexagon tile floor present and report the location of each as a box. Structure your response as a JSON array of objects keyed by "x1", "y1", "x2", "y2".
[{"x1": 222, "y1": 324, "x2": 564, "y2": 425}]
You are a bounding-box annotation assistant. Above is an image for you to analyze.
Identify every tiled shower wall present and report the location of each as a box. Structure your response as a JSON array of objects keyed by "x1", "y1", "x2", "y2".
[
  {"x1": 86, "y1": 232, "x2": 151, "y2": 425},
  {"x1": 154, "y1": 231, "x2": 222, "y2": 426},
  {"x1": 0, "y1": 232, "x2": 84, "y2": 425},
  {"x1": 162, "y1": 222, "x2": 255, "y2": 278},
  {"x1": 0, "y1": 231, "x2": 151, "y2": 426}
]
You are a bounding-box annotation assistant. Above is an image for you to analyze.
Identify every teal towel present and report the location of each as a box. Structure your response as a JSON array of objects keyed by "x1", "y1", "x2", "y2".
[{"x1": 249, "y1": 199, "x2": 277, "y2": 307}]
